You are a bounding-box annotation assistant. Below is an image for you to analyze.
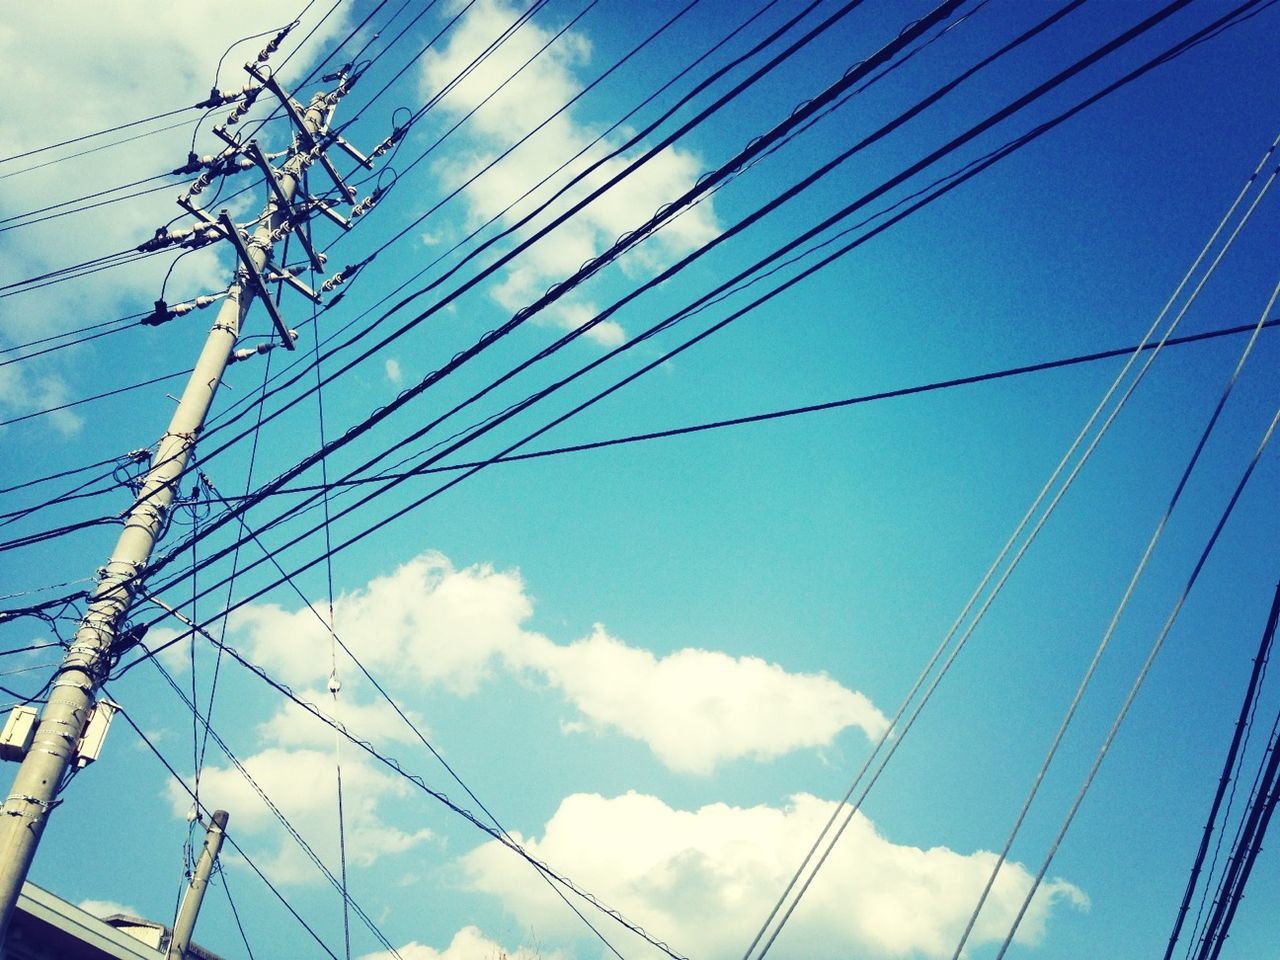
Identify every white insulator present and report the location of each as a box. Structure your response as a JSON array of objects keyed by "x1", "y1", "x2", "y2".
[
  {"x1": 167, "y1": 226, "x2": 193, "y2": 242},
  {"x1": 287, "y1": 328, "x2": 300, "y2": 342},
  {"x1": 317, "y1": 252, "x2": 328, "y2": 267},
  {"x1": 194, "y1": 294, "x2": 219, "y2": 309},
  {"x1": 236, "y1": 156, "x2": 254, "y2": 169},
  {"x1": 328, "y1": 674, "x2": 342, "y2": 694},
  {"x1": 171, "y1": 302, "x2": 195, "y2": 316}
]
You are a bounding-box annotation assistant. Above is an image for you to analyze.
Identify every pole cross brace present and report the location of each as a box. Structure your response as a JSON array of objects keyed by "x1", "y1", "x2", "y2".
[
  {"x1": 245, "y1": 62, "x2": 355, "y2": 204},
  {"x1": 243, "y1": 142, "x2": 325, "y2": 272},
  {"x1": 217, "y1": 211, "x2": 296, "y2": 350},
  {"x1": 264, "y1": 261, "x2": 321, "y2": 303}
]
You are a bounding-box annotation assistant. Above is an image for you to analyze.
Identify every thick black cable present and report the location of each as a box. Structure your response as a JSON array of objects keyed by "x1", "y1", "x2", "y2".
[
  {"x1": 0, "y1": 106, "x2": 199, "y2": 166},
  {"x1": 131, "y1": 0, "x2": 941, "y2": 592},
  {"x1": 0, "y1": 172, "x2": 175, "y2": 231},
  {"x1": 0, "y1": 369, "x2": 187, "y2": 429},
  {"x1": 0, "y1": 322, "x2": 134, "y2": 369},
  {"x1": 12, "y1": 0, "x2": 1241, "y2": 608},
  {"x1": 121, "y1": 0, "x2": 1203, "y2": 627},
  {"x1": 120, "y1": 0, "x2": 1153, "y2": 662},
  {"x1": 0, "y1": 455, "x2": 121, "y2": 496},
  {"x1": 0, "y1": 462, "x2": 124, "y2": 527},
  {"x1": 238, "y1": 317, "x2": 1280, "y2": 496},
  {"x1": 0, "y1": 246, "x2": 175, "y2": 301},
  {"x1": 1166, "y1": 581, "x2": 1280, "y2": 960},
  {"x1": 219, "y1": 867, "x2": 259, "y2": 960}
]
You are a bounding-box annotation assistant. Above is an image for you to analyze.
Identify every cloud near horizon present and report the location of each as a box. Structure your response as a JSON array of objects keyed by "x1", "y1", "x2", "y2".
[{"x1": 460, "y1": 791, "x2": 1088, "y2": 960}]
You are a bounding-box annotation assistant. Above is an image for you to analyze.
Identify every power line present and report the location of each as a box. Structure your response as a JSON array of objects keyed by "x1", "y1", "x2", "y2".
[
  {"x1": 1165, "y1": 580, "x2": 1280, "y2": 960},
  {"x1": 110, "y1": 0, "x2": 1226, "y2": 647}
]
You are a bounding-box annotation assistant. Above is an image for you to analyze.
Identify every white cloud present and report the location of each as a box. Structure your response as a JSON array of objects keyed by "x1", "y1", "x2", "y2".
[
  {"x1": 257, "y1": 690, "x2": 427, "y2": 750},
  {"x1": 462, "y1": 792, "x2": 1088, "y2": 960},
  {"x1": 419, "y1": 0, "x2": 719, "y2": 342},
  {"x1": 361, "y1": 926, "x2": 569, "y2": 960},
  {"x1": 171, "y1": 746, "x2": 432, "y2": 884},
  {"x1": 385, "y1": 358, "x2": 404, "y2": 385},
  {"x1": 516, "y1": 626, "x2": 887, "y2": 775},
  {"x1": 231, "y1": 551, "x2": 885, "y2": 774}
]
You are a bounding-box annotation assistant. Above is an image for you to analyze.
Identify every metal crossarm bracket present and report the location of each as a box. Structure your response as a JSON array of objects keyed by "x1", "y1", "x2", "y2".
[
  {"x1": 217, "y1": 211, "x2": 296, "y2": 350},
  {"x1": 245, "y1": 62, "x2": 354, "y2": 204},
  {"x1": 305, "y1": 195, "x2": 353, "y2": 231},
  {"x1": 264, "y1": 261, "x2": 321, "y2": 302},
  {"x1": 244, "y1": 142, "x2": 325, "y2": 272},
  {"x1": 176, "y1": 197, "x2": 224, "y2": 232},
  {"x1": 333, "y1": 134, "x2": 373, "y2": 170}
]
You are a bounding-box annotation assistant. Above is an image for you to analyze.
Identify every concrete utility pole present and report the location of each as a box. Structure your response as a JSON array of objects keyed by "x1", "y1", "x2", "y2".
[
  {"x1": 0, "y1": 66, "x2": 350, "y2": 940},
  {"x1": 165, "y1": 810, "x2": 229, "y2": 960}
]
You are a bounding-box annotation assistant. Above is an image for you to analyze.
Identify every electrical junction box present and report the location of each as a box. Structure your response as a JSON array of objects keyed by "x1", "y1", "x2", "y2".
[
  {"x1": 0, "y1": 706, "x2": 37, "y2": 761},
  {"x1": 75, "y1": 700, "x2": 118, "y2": 768}
]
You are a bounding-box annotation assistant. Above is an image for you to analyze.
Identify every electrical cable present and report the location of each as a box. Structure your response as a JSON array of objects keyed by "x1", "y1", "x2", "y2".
[
  {"x1": 219, "y1": 866, "x2": 259, "y2": 960},
  {"x1": 950, "y1": 229, "x2": 1280, "y2": 960},
  {"x1": 1165, "y1": 580, "x2": 1280, "y2": 960},
  {"x1": 0, "y1": 118, "x2": 199, "y2": 183},
  {"x1": 111, "y1": 700, "x2": 343, "y2": 960},
  {"x1": 195, "y1": 472, "x2": 630, "y2": 960},
  {"x1": 0, "y1": 105, "x2": 201, "y2": 167},
  {"x1": 114, "y1": 0, "x2": 1228, "y2": 652},
  {"x1": 0, "y1": 456, "x2": 121, "y2": 496},
  {"x1": 126, "y1": 656, "x2": 407, "y2": 959},
  {"x1": 0, "y1": 369, "x2": 187, "y2": 429},
  {"x1": 140, "y1": 630, "x2": 689, "y2": 960},
  {"x1": 739, "y1": 26, "x2": 1280, "y2": 951},
  {"x1": 994, "y1": 399, "x2": 1280, "y2": 959},
  {"x1": 224, "y1": 316, "x2": 1280, "y2": 498},
  {"x1": 127, "y1": 0, "x2": 963, "y2": 595}
]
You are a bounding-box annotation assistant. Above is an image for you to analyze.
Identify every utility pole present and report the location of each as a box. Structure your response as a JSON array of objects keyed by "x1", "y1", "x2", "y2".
[
  {"x1": 165, "y1": 810, "x2": 229, "y2": 960},
  {"x1": 0, "y1": 37, "x2": 376, "y2": 939}
]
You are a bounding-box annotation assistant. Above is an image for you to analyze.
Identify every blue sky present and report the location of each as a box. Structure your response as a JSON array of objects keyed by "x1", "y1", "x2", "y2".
[{"x1": 1, "y1": 1, "x2": 1279, "y2": 958}]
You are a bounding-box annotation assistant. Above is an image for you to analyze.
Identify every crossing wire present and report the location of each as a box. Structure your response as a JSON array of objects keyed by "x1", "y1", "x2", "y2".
[
  {"x1": 96, "y1": 0, "x2": 1213, "y2": 651},
  {"x1": 125, "y1": 0, "x2": 960, "y2": 596},
  {"x1": 99, "y1": 3, "x2": 1269, "y2": 957},
  {"x1": 995, "y1": 398, "x2": 1280, "y2": 959},
  {"x1": 104, "y1": 0, "x2": 1203, "y2": 660},
  {"x1": 111, "y1": 701, "x2": 342, "y2": 960},
  {"x1": 1165, "y1": 581, "x2": 1280, "y2": 960},
  {"x1": 137, "y1": 0, "x2": 1162, "y2": 624},
  {"x1": 0, "y1": 0, "x2": 822, "y2": 559}
]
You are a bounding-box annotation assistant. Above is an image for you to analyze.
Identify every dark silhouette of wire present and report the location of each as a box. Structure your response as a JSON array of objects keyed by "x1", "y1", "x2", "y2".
[
  {"x1": 0, "y1": 369, "x2": 187, "y2": 429},
  {"x1": 1165, "y1": 581, "x2": 1280, "y2": 960},
  {"x1": 111, "y1": 701, "x2": 343, "y2": 960},
  {"x1": 0, "y1": 112, "x2": 197, "y2": 169}
]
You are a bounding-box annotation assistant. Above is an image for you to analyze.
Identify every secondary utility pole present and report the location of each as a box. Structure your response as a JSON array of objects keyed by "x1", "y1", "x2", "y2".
[
  {"x1": 0, "y1": 34, "x2": 374, "y2": 939},
  {"x1": 165, "y1": 809, "x2": 229, "y2": 960}
]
